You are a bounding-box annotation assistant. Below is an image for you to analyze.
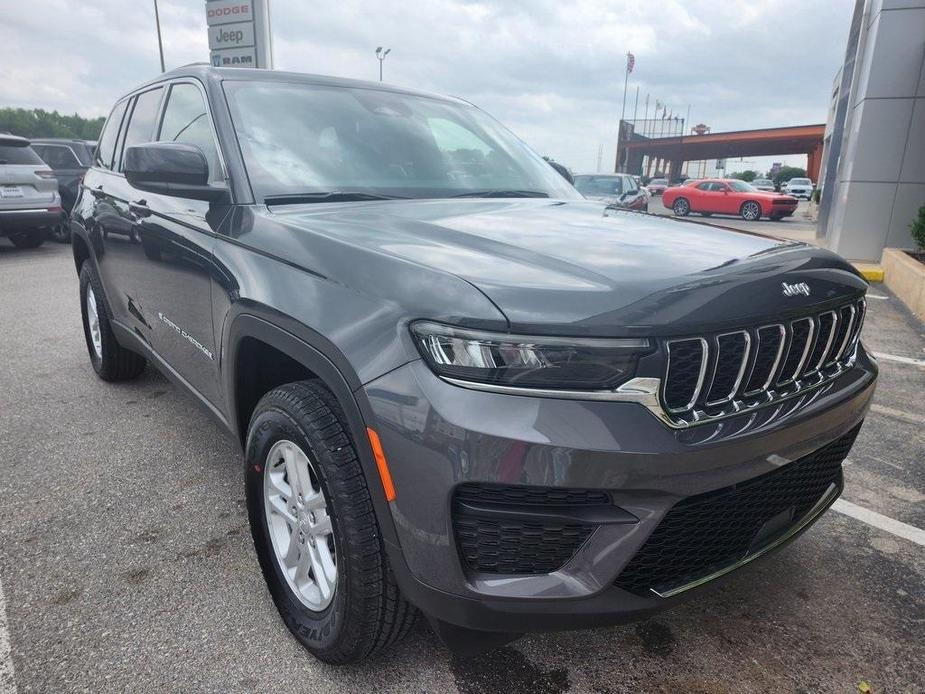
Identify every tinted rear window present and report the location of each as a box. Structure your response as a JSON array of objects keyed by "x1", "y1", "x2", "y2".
[{"x1": 0, "y1": 144, "x2": 44, "y2": 165}]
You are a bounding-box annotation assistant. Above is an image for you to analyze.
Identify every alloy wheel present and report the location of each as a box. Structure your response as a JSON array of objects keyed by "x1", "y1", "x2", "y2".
[
  {"x1": 85, "y1": 286, "x2": 103, "y2": 360},
  {"x1": 263, "y1": 439, "x2": 337, "y2": 612},
  {"x1": 673, "y1": 198, "x2": 689, "y2": 216},
  {"x1": 742, "y1": 202, "x2": 761, "y2": 221}
]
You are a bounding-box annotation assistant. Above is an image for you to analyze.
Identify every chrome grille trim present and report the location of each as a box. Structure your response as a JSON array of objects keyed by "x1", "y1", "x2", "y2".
[
  {"x1": 743, "y1": 324, "x2": 786, "y2": 396},
  {"x1": 663, "y1": 338, "x2": 709, "y2": 413},
  {"x1": 805, "y1": 310, "x2": 838, "y2": 376},
  {"x1": 832, "y1": 304, "x2": 856, "y2": 363},
  {"x1": 704, "y1": 330, "x2": 751, "y2": 407},
  {"x1": 780, "y1": 316, "x2": 815, "y2": 385},
  {"x1": 657, "y1": 297, "x2": 867, "y2": 427}
]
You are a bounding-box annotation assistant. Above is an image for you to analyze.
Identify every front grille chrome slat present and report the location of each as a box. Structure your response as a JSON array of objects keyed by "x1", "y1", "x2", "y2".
[
  {"x1": 704, "y1": 331, "x2": 751, "y2": 406},
  {"x1": 659, "y1": 298, "x2": 866, "y2": 427}
]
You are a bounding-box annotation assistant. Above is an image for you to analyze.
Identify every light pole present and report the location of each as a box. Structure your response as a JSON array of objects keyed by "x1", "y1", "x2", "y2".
[
  {"x1": 153, "y1": 0, "x2": 165, "y2": 73},
  {"x1": 375, "y1": 47, "x2": 391, "y2": 82}
]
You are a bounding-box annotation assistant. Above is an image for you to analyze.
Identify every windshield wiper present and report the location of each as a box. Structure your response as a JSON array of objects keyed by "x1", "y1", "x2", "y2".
[
  {"x1": 265, "y1": 191, "x2": 409, "y2": 205},
  {"x1": 449, "y1": 190, "x2": 550, "y2": 199}
]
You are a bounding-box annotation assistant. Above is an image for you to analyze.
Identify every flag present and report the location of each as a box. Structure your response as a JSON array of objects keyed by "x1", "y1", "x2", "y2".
[{"x1": 626, "y1": 52, "x2": 635, "y2": 74}]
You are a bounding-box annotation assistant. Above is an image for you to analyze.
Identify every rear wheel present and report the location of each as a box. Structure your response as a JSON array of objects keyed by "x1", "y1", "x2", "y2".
[
  {"x1": 8, "y1": 231, "x2": 44, "y2": 249},
  {"x1": 700, "y1": 212, "x2": 713, "y2": 217},
  {"x1": 740, "y1": 201, "x2": 762, "y2": 221},
  {"x1": 50, "y1": 213, "x2": 71, "y2": 243},
  {"x1": 79, "y1": 262, "x2": 147, "y2": 381},
  {"x1": 672, "y1": 197, "x2": 690, "y2": 216},
  {"x1": 246, "y1": 381, "x2": 416, "y2": 664}
]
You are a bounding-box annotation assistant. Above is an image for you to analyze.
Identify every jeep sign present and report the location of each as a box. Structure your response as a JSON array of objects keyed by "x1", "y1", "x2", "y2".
[{"x1": 205, "y1": 0, "x2": 273, "y2": 69}]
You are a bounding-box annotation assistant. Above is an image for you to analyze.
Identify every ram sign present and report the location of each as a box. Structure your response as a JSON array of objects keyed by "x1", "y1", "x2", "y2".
[{"x1": 205, "y1": 0, "x2": 273, "y2": 69}]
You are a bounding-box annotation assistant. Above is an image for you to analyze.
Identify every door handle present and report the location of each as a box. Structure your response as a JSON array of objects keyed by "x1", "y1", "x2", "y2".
[{"x1": 130, "y1": 199, "x2": 151, "y2": 217}]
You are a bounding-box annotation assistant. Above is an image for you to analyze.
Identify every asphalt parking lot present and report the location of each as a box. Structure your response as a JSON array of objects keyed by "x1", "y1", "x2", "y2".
[{"x1": 1, "y1": 239, "x2": 923, "y2": 694}]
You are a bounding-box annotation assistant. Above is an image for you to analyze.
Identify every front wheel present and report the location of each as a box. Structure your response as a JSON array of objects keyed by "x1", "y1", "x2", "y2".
[
  {"x1": 672, "y1": 197, "x2": 690, "y2": 216},
  {"x1": 740, "y1": 201, "x2": 762, "y2": 221},
  {"x1": 245, "y1": 381, "x2": 416, "y2": 664}
]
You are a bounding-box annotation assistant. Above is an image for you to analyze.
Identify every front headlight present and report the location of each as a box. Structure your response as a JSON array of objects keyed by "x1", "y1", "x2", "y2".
[{"x1": 411, "y1": 321, "x2": 651, "y2": 390}]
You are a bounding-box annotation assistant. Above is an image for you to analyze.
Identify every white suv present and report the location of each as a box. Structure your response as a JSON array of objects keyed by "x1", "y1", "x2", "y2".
[
  {"x1": 0, "y1": 135, "x2": 62, "y2": 248},
  {"x1": 783, "y1": 177, "x2": 814, "y2": 199}
]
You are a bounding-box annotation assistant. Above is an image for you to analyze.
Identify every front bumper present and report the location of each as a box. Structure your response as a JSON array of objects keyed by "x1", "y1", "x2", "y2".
[{"x1": 364, "y1": 348, "x2": 876, "y2": 632}]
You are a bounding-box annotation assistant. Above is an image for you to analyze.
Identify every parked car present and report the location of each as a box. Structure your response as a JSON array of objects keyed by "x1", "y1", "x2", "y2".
[
  {"x1": 31, "y1": 138, "x2": 95, "y2": 242},
  {"x1": 783, "y1": 177, "x2": 814, "y2": 199},
  {"x1": 646, "y1": 177, "x2": 668, "y2": 195},
  {"x1": 752, "y1": 178, "x2": 775, "y2": 192},
  {"x1": 0, "y1": 134, "x2": 62, "y2": 248},
  {"x1": 574, "y1": 173, "x2": 649, "y2": 211},
  {"x1": 72, "y1": 66, "x2": 876, "y2": 664},
  {"x1": 663, "y1": 178, "x2": 799, "y2": 221}
]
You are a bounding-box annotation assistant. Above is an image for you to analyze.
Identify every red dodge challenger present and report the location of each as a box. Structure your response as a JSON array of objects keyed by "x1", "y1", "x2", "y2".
[{"x1": 662, "y1": 178, "x2": 799, "y2": 221}]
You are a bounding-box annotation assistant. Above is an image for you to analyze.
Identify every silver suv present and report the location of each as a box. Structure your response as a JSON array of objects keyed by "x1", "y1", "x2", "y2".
[{"x1": 0, "y1": 134, "x2": 62, "y2": 248}]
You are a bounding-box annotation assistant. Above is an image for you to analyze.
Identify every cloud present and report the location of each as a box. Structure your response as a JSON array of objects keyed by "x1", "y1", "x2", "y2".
[{"x1": 1, "y1": 0, "x2": 853, "y2": 171}]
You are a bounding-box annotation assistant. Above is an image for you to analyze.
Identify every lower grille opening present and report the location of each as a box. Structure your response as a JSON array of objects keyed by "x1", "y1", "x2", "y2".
[
  {"x1": 614, "y1": 424, "x2": 861, "y2": 595},
  {"x1": 453, "y1": 483, "x2": 606, "y2": 575}
]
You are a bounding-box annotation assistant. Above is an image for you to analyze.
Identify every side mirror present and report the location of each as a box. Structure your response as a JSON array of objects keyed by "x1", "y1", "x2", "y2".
[
  {"x1": 547, "y1": 160, "x2": 575, "y2": 185},
  {"x1": 124, "y1": 142, "x2": 227, "y2": 202}
]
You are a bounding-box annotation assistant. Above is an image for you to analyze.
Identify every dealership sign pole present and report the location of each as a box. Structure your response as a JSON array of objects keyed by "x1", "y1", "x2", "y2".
[{"x1": 206, "y1": 0, "x2": 273, "y2": 69}]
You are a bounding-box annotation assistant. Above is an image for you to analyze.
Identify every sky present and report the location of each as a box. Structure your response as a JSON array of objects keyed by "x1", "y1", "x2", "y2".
[{"x1": 1, "y1": 0, "x2": 855, "y2": 175}]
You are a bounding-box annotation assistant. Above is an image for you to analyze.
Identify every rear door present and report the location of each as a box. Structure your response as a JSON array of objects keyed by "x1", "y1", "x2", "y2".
[{"x1": 123, "y1": 80, "x2": 228, "y2": 407}]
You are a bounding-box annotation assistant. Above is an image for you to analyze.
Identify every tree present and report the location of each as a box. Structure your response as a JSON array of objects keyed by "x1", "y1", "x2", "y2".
[
  {"x1": 910, "y1": 205, "x2": 925, "y2": 252},
  {"x1": 771, "y1": 166, "x2": 808, "y2": 187},
  {"x1": 729, "y1": 170, "x2": 759, "y2": 182},
  {"x1": 0, "y1": 107, "x2": 105, "y2": 140}
]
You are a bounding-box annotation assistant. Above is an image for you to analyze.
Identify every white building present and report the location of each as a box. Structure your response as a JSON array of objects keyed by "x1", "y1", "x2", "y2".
[{"x1": 817, "y1": 0, "x2": 925, "y2": 261}]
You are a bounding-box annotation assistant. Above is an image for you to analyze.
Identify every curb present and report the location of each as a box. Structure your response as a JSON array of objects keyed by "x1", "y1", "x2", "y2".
[{"x1": 852, "y1": 263, "x2": 884, "y2": 282}]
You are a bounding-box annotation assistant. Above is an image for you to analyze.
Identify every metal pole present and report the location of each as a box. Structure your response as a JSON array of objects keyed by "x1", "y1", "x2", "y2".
[
  {"x1": 153, "y1": 0, "x2": 165, "y2": 72},
  {"x1": 632, "y1": 85, "x2": 639, "y2": 125},
  {"x1": 616, "y1": 60, "x2": 629, "y2": 172}
]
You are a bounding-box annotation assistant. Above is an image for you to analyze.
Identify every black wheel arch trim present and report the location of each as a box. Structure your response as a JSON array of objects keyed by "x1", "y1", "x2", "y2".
[{"x1": 221, "y1": 311, "x2": 408, "y2": 556}]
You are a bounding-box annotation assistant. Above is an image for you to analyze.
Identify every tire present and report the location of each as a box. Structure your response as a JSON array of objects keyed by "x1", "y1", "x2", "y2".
[
  {"x1": 8, "y1": 231, "x2": 44, "y2": 249},
  {"x1": 700, "y1": 212, "x2": 713, "y2": 217},
  {"x1": 672, "y1": 197, "x2": 690, "y2": 216},
  {"x1": 770, "y1": 215, "x2": 783, "y2": 222},
  {"x1": 245, "y1": 380, "x2": 416, "y2": 664},
  {"x1": 79, "y1": 261, "x2": 147, "y2": 381},
  {"x1": 740, "y1": 201, "x2": 762, "y2": 221},
  {"x1": 50, "y1": 214, "x2": 71, "y2": 244}
]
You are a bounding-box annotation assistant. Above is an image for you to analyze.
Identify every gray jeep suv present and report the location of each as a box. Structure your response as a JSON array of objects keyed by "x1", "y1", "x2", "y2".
[{"x1": 70, "y1": 65, "x2": 877, "y2": 663}]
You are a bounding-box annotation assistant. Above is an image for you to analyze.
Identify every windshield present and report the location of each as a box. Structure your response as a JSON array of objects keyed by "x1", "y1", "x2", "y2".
[
  {"x1": 648, "y1": 178, "x2": 667, "y2": 186},
  {"x1": 0, "y1": 144, "x2": 44, "y2": 166},
  {"x1": 573, "y1": 175, "x2": 624, "y2": 196},
  {"x1": 790, "y1": 178, "x2": 811, "y2": 185},
  {"x1": 753, "y1": 179, "x2": 772, "y2": 185},
  {"x1": 727, "y1": 180, "x2": 755, "y2": 192},
  {"x1": 224, "y1": 80, "x2": 580, "y2": 202}
]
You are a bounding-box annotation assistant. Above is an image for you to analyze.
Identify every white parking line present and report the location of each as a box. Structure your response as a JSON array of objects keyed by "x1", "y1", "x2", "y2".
[
  {"x1": 872, "y1": 352, "x2": 925, "y2": 367},
  {"x1": 832, "y1": 499, "x2": 925, "y2": 547},
  {"x1": 0, "y1": 578, "x2": 16, "y2": 694},
  {"x1": 870, "y1": 403, "x2": 925, "y2": 426}
]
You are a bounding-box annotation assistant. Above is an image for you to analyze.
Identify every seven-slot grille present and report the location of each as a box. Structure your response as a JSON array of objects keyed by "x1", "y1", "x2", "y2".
[{"x1": 661, "y1": 298, "x2": 865, "y2": 416}]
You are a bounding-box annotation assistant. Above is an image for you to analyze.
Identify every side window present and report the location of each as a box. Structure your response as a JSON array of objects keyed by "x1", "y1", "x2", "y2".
[
  {"x1": 624, "y1": 176, "x2": 638, "y2": 194},
  {"x1": 95, "y1": 100, "x2": 128, "y2": 170},
  {"x1": 696, "y1": 182, "x2": 712, "y2": 191},
  {"x1": 118, "y1": 87, "x2": 164, "y2": 172},
  {"x1": 157, "y1": 83, "x2": 222, "y2": 183},
  {"x1": 37, "y1": 145, "x2": 81, "y2": 169}
]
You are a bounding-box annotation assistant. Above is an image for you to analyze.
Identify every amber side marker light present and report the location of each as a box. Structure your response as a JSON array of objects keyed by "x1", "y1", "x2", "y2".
[{"x1": 366, "y1": 427, "x2": 396, "y2": 501}]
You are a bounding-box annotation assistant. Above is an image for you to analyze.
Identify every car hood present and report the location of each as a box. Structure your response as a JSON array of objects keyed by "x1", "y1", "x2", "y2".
[{"x1": 272, "y1": 198, "x2": 866, "y2": 336}]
